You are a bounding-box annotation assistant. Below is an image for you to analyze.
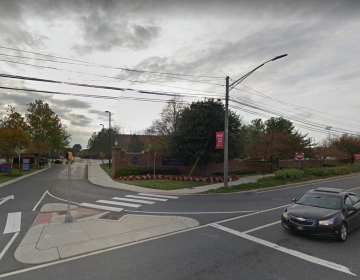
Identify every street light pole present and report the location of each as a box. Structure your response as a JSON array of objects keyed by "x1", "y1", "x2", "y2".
[
  {"x1": 224, "y1": 54, "x2": 288, "y2": 187},
  {"x1": 100, "y1": 124, "x2": 105, "y2": 168},
  {"x1": 105, "y1": 111, "x2": 111, "y2": 171}
]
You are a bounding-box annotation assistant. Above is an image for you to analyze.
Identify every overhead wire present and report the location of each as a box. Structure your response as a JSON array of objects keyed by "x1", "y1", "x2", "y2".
[
  {"x1": 0, "y1": 59, "x2": 224, "y2": 97},
  {"x1": 0, "y1": 45, "x2": 224, "y2": 79}
]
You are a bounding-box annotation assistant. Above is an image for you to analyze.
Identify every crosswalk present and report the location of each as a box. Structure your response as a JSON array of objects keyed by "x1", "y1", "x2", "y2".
[{"x1": 79, "y1": 193, "x2": 179, "y2": 213}]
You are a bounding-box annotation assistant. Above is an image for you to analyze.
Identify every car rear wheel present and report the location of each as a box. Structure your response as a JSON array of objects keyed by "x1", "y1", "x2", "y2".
[{"x1": 338, "y1": 223, "x2": 347, "y2": 242}]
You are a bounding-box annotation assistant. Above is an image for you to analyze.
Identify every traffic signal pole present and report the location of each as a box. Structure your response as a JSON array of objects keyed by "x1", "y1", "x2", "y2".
[{"x1": 224, "y1": 76, "x2": 229, "y2": 187}]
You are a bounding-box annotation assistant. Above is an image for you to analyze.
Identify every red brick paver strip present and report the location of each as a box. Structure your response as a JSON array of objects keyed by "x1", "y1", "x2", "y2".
[
  {"x1": 34, "y1": 213, "x2": 52, "y2": 226},
  {"x1": 74, "y1": 207, "x2": 101, "y2": 214}
]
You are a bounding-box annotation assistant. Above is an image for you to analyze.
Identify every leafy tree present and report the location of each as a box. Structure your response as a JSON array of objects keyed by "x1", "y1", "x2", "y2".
[
  {"x1": 169, "y1": 99, "x2": 244, "y2": 176},
  {"x1": 26, "y1": 100, "x2": 71, "y2": 156},
  {"x1": 331, "y1": 135, "x2": 360, "y2": 163},
  {"x1": 72, "y1": 144, "x2": 82, "y2": 155},
  {"x1": 145, "y1": 96, "x2": 185, "y2": 154},
  {"x1": 246, "y1": 132, "x2": 312, "y2": 171},
  {"x1": 87, "y1": 126, "x2": 120, "y2": 157},
  {"x1": 0, "y1": 106, "x2": 30, "y2": 174},
  {"x1": 127, "y1": 134, "x2": 144, "y2": 152},
  {"x1": 265, "y1": 117, "x2": 294, "y2": 134}
]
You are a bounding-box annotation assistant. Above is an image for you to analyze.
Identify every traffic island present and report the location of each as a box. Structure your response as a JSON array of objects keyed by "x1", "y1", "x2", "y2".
[{"x1": 14, "y1": 203, "x2": 199, "y2": 264}]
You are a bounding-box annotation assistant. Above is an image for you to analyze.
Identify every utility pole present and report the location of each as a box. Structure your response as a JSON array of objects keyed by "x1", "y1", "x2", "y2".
[
  {"x1": 105, "y1": 111, "x2": 111, "y2": 171},
  {"x1": 223, "y1": 54, "x2": 288, "y2": 188},
  {"x1": 224, "y1": 76, "x2": 229, "y2": 187}
]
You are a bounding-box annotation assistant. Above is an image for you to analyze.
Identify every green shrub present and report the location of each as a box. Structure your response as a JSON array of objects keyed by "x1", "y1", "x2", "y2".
[
  {"x1": 215, "y1": 169, "x2": 257, "y2": 176},
  {"x1": 274, "y1": 168, "x2": 302, "y2": 180},
  {"x1": 114, "y1": 167, "x2": 180, "y2": 177}
]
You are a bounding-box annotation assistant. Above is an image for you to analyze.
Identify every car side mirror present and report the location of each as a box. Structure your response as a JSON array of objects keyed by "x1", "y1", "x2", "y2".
[{"x1": 291, "y1": 198, "x2": 297, "y2": 203}]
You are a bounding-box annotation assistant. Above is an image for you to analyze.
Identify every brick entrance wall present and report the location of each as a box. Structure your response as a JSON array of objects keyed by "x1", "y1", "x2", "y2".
[{"x1": 111, "y1": 147, "x2": 357, "y2": 178}]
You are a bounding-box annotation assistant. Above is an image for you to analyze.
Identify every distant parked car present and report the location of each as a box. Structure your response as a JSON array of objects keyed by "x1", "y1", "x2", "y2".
[{"x1": 55, "y1": 157, "x2": 62, "y2": 164}]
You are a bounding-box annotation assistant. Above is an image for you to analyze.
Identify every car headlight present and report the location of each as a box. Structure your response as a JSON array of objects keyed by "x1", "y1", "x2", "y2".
[
  {"x1": 318, "y1": 219, "x2": 334, "y2": 226},
  {"x1": 282, "y1": 211, "x2": 289, "y2": 220}
]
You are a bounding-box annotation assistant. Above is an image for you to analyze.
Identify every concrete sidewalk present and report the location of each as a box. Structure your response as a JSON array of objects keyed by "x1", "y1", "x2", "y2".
[
  {"x1": 15, "y1": 203, "x2": 199, "y2": 264},
  {"x1": 88, "y1": 163, "x2": 273, "y2": 194}
]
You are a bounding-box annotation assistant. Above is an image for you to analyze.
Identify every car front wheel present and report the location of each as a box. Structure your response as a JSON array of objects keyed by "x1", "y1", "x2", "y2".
[{"x1": 338, "y1": 223, "x2": 347, "y2": 242}]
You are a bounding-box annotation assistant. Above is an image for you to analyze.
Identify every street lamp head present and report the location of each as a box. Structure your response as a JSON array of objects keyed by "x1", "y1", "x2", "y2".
[
  {"x1": 271, "y1": 54, "x2": 288, "y2": 61},
  {"x1": 105, "y1": 111, "x2": 109, "y2": 113}
]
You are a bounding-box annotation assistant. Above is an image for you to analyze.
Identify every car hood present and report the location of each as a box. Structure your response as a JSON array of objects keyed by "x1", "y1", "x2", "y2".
[{"x1": 287, "y1": 203, "x2": 340, "y2": 219}]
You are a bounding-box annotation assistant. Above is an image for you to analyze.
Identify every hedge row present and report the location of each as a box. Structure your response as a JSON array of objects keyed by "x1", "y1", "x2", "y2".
[
  {"x1": 215, "y1": 169, "x2": 257, "y2": 176},
  {"x1": 114, "y1": 174, "x2": 240, "y2": 183},
  {"x1": 114, "y1": 167, "x2": 179, "y2": 177},
  {"x1": 274, "y1": 164, "x2": 360, "y2": 180}
]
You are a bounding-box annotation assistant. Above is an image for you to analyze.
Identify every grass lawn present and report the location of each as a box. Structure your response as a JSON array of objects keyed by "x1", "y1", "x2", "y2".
[
  {"x1": 0, "y1": 167, "x2": 40, "y2": 184},
  {"x1": 100, "y1": 163, "x2": 112, "y2": 177},
  {"x1": 100, "y1": 163, "x2": 213, "y2": 190},
  {"x1": 117, "y1": 179, "x2": 210, "y2": 191}
]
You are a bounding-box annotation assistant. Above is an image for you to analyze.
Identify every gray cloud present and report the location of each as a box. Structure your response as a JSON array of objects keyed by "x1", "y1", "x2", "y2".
[
  {"x1": 68, "y1": 113, "x2": 93, "y2": 126},
  {"x1": 73, "y1": 10, "x2": 161, "y2": 54}
]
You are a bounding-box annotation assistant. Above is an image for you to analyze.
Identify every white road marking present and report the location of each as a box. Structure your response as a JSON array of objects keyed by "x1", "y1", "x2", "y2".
[
  {"x1": 243, "y1": 221, "x2": 281, "y2": 233},
  {"x1": 0, "y1": 195, "x2": 14, "y2": 206},
  {"x1": 46, "y1": 191, "x2": 79, "y2": 205},
  {"x1": 0, "y1": 203, "x2": 292, "y2": 278},
  {"x1": 210, "y1": 223, "x2": 356, "y2": 276},
  {"x1": 125, "y1": 195, "x2": 167, "y2": 201},
  {"x1": 3, "y1": 212, "x2": 21, "y2": 234},
  {"x1": 347, "y1": 186, "x2": 360, "y2": 191},
  {"x1": 32, "y1": 191, "x2": 48, "y2": 211},
  {"x1": 112, "y1": 197, "x2": 155, "y2": 204},
  {"x1": 137, "y1": 193, "x2": 178, "y2": 199},
  {"x1": 79, "y1": 203, "x2": 123, "y2": 212},
  {"x1": 125, "y1": 210, "x2": 259, "y2": 214},
  {"x1": 0, "y1": 232, "x2": 19, "y2": 260},
  {"x1": 96, "y1": 200, "x2": 141, "y2": 208}
]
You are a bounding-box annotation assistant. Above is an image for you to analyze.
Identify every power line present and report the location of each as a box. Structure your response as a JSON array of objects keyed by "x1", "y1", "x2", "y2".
[
  {"x1": 0, "y1": 73, "x2": 223, "y2": 99},
  {"x1": 232, "y1": 82, "x2": 360, "y2": 124},
  {"x1": 0, "y1": 59, "x2": 224, "y2": 97},
  {"x1": 0, "y1": 45, "x2": 224, "y2": 79}
]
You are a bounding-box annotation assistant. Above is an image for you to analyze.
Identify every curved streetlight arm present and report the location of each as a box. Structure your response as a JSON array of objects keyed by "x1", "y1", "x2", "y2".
[{"x1": 229, "y1": 54, "x2": 287, "y2": 90}]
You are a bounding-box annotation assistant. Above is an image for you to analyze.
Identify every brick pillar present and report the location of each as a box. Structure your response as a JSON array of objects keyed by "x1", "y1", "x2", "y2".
[{"x1": 111, "y1": 147, "x2": 122, "y2": 177}]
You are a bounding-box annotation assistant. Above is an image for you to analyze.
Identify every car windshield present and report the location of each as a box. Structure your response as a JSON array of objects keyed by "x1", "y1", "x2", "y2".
[{"x1": 296, "y1": 193, "x2": 341, "y2": 210}]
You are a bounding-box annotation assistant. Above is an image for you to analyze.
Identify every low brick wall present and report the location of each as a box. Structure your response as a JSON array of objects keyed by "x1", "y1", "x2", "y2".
[{"x1": 111, "y1": 147, "x2": 358, "y2": 177}]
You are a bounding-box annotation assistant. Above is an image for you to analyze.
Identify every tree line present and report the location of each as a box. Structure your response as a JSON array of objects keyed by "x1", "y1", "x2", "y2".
[
  {"x1": 0, "y1": 100, "x2": 71, "y2": 172},
  {"x1": 86, "y1": 97, "x2": 360, "y2": 175}
]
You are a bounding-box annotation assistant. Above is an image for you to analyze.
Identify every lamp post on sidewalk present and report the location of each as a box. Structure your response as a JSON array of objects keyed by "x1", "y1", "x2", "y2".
[
  {"x1": 223, "y1": 54, "x2": 288, "y2": 187},
  {"x1": 105, "y1": 111, "x2": 111, "y2": 171}
]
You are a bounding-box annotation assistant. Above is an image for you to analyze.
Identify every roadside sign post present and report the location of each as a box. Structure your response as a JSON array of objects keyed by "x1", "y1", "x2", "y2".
[
  {"x1": 295, "y1": 152, "x2": 304, "y2": 180},
  {"x1": 153, "y1": 150, "x2": 156, "y2": 182},
  {"x1": 65, "y1": 152, "x2": 73, "y2": 223}
]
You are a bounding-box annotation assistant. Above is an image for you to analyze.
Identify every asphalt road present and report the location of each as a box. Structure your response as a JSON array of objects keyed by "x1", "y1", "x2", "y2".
[{"x1": 1, "y1": 160, "x2": 360, "y2": 279}]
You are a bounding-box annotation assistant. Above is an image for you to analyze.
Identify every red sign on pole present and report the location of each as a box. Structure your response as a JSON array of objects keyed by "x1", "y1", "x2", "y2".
[
  {"x1": 215, "y1": 131, "x2": 224, "y2": 149},
  {"x1": 295, "y1": 152, "x2": 304, "y2": 161},
  {"x1": 354, "y1": 154, "x2": 360, "y2": 159}
]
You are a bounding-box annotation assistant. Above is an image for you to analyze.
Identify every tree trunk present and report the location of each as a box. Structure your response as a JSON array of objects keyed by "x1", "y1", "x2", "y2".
[
  {"x1": 271, "y1": 161, "x2": 275, "y2": 173},
  {"x1": 6, "y1": 155, "x2": 11, "y2": 175},
  {"x1": 203, "y1": 161, "x2": 209, "y2": 177},
  {"x1": 351, "y1": 156, "x2": 355, "y2": 164}
]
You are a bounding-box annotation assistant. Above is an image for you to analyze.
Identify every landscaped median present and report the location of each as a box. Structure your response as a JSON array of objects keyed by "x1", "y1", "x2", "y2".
[
  {"x1": 204, "y1": 164, "x2": 360, "y2": 194},
  {"x1": 100, "y1": 164, "x2": 257, "y2": 191},
  {"x1": 0, "y1": 167, "x2": 41, "y2": 184}
]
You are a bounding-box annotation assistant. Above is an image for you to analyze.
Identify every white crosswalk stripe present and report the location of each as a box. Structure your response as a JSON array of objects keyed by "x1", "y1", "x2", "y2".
[
  {"x1": 4, "y1": 212, "x2": 21, "y2": 234},
  {"x1": 137, "y1": 193, "x2": 179, "y2": 199},
  {"x1": 112, "y1": 197, "x2": 155, "y2": 204},
  {"x1": 79, "y1": 203, "x2": 123, "y2": 212},
  {"x1": 96, "y1": 200, "x2": 141, "y2": 208},
  {"x1": 79, "y1": 193, "x2": 179, "y2": 212},
  {"x1": 125, "y1": 195, "x2": 168, "y2": 201}
]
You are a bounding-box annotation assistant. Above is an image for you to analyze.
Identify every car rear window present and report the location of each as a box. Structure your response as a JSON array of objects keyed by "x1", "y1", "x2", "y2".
[{"x1": 296, "y1": 193, "x2": 341, "y2": 210}]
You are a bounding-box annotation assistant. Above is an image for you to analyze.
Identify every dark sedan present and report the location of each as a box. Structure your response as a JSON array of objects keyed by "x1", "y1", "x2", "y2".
[{"x1": 281, "y1": 187, "x2": 360, "y2": 242}]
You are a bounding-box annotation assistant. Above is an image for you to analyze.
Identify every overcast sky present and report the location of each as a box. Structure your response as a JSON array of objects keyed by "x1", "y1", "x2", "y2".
[{"x1": 0, "y1": 0, "x2": 359, "y2": 150}]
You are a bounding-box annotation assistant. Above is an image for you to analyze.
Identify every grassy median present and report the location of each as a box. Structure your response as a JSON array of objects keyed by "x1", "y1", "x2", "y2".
[{"x1": 0, "y1": 168, "x2": 40, "y2": 184}]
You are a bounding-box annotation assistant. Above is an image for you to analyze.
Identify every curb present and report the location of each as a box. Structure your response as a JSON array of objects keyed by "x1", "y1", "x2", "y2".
[
  {"x1": 86, "y1": 162, "x2": 360, "y2": 196},
  {"x1": 0, "y1": 167, "x2": 51, "y2": 189},
  {"x1": 203, "y1": 173, "x2": 360, "y2": 195}
]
